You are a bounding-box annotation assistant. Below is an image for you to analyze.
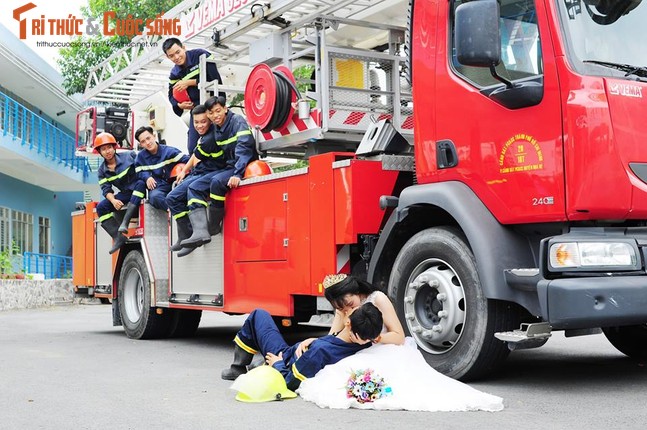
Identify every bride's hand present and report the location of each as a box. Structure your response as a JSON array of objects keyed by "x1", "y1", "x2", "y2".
[{"x1": 295, "y1": 337, "x2": 316, "y2": 357}]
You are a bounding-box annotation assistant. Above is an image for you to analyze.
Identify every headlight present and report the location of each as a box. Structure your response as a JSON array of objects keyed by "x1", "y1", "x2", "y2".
[{"x1": 549, "y1": 242, "x2": 639, "y2": 271}]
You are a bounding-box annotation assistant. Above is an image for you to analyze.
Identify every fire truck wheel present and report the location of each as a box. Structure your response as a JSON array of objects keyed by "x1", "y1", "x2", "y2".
[
  {"x1": 391, "y1": 226, "x2": 512, "y2": 381},
  {"x1": 118, "y1": 250, "x2": 171, "y2": 339},
  {"x1": 602, "y1": 324, "x2": 647, "y2": 359},
  {"x1": 167, "y1": 309, "x2": 203, "y2": 338}
]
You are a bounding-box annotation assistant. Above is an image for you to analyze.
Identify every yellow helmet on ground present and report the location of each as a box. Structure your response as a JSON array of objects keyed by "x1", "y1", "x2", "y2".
[{"x1": 230, "y1": 365, "x2": 297, "y2": 403}]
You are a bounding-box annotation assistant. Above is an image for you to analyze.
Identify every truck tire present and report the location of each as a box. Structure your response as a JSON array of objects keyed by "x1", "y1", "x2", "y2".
[
  {"x1": 391, "y1": 227, "x2": 511, "y2": 380},
  {"x1": 167, "y1": 309, "x2": 202, "y2": 338},
  {"x1": 603, "y1": 325, "x2": 647, "y2": 359},
  {"x1": 118, "y1": 251, "x2": 170, "y2": 339}
]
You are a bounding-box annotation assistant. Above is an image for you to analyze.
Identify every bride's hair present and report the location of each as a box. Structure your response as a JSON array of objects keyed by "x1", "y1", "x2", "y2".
[{"x1": 324, "y1": 276, "x2": 377, "y2": 310}]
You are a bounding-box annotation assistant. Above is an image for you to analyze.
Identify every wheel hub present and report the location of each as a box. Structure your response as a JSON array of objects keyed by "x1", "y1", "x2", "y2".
[
  {"x1": 123, "y1": 267, "x2": 144, "y2": 324},
  {"x1": 403, "y1": 259, "x2": 466, "y2": 354}
]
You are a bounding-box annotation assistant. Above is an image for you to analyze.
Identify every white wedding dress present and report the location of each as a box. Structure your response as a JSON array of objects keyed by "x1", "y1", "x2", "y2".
[{"x1": 297, "y1": 338, "x2": 504, "y2": 412}]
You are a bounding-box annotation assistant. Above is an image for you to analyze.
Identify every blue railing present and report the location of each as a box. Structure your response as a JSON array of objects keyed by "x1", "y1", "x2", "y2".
[
  {"x1": 23, "y1": 252, "x2": 72, "y2": 279},
  {"x1": 0, "y1": 92, "x2": 90, "y2": 177}
]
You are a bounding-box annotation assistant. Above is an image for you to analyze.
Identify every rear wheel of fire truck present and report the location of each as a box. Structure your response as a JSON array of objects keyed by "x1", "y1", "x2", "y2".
[
  {"x1": 602, "y1": 324, "x2": 647, "y2": 359},
  {"x1": 167, "y1": 309, "x2": 202, "y2": 338},
  {"x1": 391, "y1": 227, "x2": 511, "y2": 381},
  {"x1": 118, "y1": 251, "x2": 170, "y2": 339}
]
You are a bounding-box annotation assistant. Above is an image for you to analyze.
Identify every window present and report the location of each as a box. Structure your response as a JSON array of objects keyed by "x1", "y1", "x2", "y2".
[
  {"x1": 11, "y1": 210, "x2": 33, "y2": 254},
  {"x1": 0, "y1": 207, "x2": 9, "y2": 252},
  {"x1": 451, "y1": 0, "x2": 543, "y2": 88},
  {"x1": 39, "y1": 216, "x2": 50, "y2": 254}
]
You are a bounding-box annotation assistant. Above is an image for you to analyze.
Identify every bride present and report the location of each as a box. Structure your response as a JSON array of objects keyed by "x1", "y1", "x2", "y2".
[{"x1": 295, "y1": 275, "x2": 503, "y2": 412}]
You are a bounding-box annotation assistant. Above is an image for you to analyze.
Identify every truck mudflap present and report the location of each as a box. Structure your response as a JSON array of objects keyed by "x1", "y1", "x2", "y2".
[{"x1": 537, "y1": 277, "x2": 647, "y2": 329}]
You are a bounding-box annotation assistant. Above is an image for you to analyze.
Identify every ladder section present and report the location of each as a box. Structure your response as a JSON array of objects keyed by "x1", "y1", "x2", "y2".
[{"x1": 83, "y1": 0, "x2": 402, "y2": 106}]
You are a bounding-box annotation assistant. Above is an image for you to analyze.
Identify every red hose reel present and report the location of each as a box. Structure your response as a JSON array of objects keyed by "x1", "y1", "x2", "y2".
[{"x1": 245, "y1": 64, "x2": 298, "y2": 133}]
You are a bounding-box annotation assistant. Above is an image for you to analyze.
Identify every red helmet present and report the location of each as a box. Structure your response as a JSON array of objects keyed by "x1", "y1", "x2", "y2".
[
  {"x1": 93, "y1": 132, "x2": 118, "y2": 153},
  {"x1": 169, "y1": 163, "x2": 186, "y2": 182},
  {"x1": 244, "y1": 160, "x2": 273, "y2": 179},
  {"x1": 172, "y1": 87, "x2": 191, "y2": 104}
]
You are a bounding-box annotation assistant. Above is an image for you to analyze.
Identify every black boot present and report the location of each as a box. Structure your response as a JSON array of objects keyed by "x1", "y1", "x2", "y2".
[
  {"x1": 170, "y1": 216, "x2": 193, "y2": 252},
  {"x1": 101, "y1": 217, "x2": 127, "y2": 255},
  {"x1": 221, "y1": 345, "x2": 254, "y2": 380},
  {"x1": 181, "y1": 207, "x2": 211, "y2": 248},
  {"x1": 207, "y1": 205, "x2": 225, "y2": 236},
  {"x1": 118, "y1": 202, "x2": 139, "y2": 234},
  {"x1": 177, "y1": 245, "x2": 197, "y2": 258}
]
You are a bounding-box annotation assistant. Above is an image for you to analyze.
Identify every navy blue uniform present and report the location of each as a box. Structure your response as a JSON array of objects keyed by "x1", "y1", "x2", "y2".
[
  {"x1": 168, "y1": 49, "x2": 223, "y2": 154},
  {"x1": 209, "y1": 111, "x2": 257, "y2": 207},
  {"x1": 134, "y1": 145, "x2": 189, "y2": 210},
  {"x1": 96, "y1": 152, "x2": 146, "y2": 222},
  {"x1": 166, "y1": 127, "x2": 221, "y2": 220},
  {"x1": 234, "y1": 309, "x2": 369, "y2": 391}
]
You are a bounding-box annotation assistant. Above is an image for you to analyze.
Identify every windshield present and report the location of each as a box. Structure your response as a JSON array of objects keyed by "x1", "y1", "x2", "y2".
[{"x1": 557, "y1": 0, "x2": 647, "y2": 79}]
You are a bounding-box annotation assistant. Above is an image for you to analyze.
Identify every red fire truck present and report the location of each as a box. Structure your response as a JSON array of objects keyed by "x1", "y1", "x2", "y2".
[{"x1": 73, "y1": 0, "x2": 647, "y2": 380}]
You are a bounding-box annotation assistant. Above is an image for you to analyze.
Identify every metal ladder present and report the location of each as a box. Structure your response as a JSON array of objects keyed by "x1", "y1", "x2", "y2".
[{"x1": 84, "y1": 0, "x2": 400, "y2": 105}]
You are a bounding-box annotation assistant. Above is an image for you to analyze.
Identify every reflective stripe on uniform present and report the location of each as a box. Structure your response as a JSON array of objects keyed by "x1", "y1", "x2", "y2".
[
  {"x1": 187, "y1": 198, "x2": 208, "y2": 207},
  {"x1": 216, "y1": 129, "x2": 252, "y2": 146},
  {"x1": 234, "y1": 335, "x2": 258, "y2": 355},
  {"x1": 98, "y1": 212, "x2": 115, "y2": 222},
  {"x1": 98, "y1": 167, "x2": 131, "y2": 185},
  {"x1": 173, "y1": 211, "x2": 189, "y2": 220},
  {"x1": 135, "y1": 153, "x2": 184, "y2": 172},
  {"x1": 292, "y1": 363, "x2": 307, "y2": 382},
  {"x1": 183, "y1": 68, "x2": 200, "y2": 80},
  {"x1": 132, "y1": 190, "x2": 145, "y2": 199},
  {"x1": 196, "y1": 145, "x2": 223, "y2": 159},
  {"x1": 210, "y1": 193, "x2": 226, "y2": 201}
]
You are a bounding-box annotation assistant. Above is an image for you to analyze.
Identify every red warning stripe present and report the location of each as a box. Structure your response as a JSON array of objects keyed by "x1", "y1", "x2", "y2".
[
  {"x1": 343, "y1": 112, "x2": 365, "y2": 125},
  {"x1": 402, "y1": 115, "x2": 414, "y2": 129}
]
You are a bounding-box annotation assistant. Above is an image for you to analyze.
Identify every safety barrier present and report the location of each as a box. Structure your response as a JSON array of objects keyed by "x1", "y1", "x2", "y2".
[
  {"x1": 0, "y1": 92, "x2": 90, "y2": 177},
  {"x1": 23, "y1": 252, "x2": 72, "y2": 279}
]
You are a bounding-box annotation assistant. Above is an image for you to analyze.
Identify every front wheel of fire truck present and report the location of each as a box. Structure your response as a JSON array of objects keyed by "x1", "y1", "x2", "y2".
[
  {"x1": 391, "y1": 227, "x2": 511, "y2": 381},
  {"x1": 602, "y1": 324, "x2": 647, "y2": 359},
  {"x1": 118, "y1": 251, "x2": 170, "y2": 339}
]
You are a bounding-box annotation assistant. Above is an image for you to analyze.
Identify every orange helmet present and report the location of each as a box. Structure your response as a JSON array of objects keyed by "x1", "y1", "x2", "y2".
[
  {"x1": 244, "y1": 160, "x2": 273, "y2": 178},
  {"x1": 169, "y1": 163, "x2": 186, "y2": 182},
  {"x1": 93, "y1": 132, "x2": 118, "y2": 153}
]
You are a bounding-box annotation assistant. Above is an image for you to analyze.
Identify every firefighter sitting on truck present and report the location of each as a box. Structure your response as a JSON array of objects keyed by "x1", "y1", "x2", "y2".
[
  {"x1": 163, "y1": 37, "x2": 224, "y2": 154},
  {"x1": 165, "y1": 105, "x2": 223, "y2": 257},
  {"x1": 133, "y1": 126, "x2": 190, "y2": 211},
  {"x1": 204, "y1": 95, "x2": 258, "y2": 235},
  {"x1": 94, "y1": 132, "x2": 147, "y2": 255}
]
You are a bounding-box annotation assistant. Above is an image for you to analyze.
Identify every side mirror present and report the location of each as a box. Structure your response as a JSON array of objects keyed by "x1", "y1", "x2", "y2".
[{"x1": 455, "y1": 0, "x2": 501, "y2": 67}]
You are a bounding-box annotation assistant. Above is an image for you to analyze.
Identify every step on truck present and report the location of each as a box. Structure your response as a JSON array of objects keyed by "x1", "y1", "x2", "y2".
[{"x1": 73, "y1": 0, "x2": 647, "y2": 380}]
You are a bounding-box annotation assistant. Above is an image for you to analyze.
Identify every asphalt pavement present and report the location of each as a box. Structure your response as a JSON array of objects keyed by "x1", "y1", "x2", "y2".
[{"x1": 1, "y1": 303, "x2": 646, "y2": 430}]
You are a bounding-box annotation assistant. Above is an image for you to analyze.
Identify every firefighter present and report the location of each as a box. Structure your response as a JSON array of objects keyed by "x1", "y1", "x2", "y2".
[
  {"x1": 204, "y1": 95, "x2": 258, "y2": 235},
  {"x1": 221, "y1": 303, "x2": 383, "y2": 390},
  {"x1": 165, "y1": 105, "x2": 222, "y2": 257},
  {"x1": 163, "y1": 37, "x2": 224, "y2": 154},
  {"x1": 133, "y1": 126, "x2": 190, "y2": 211},
  {"x1": 95, "y1": 132, "x2": 146, "y2": 254}
]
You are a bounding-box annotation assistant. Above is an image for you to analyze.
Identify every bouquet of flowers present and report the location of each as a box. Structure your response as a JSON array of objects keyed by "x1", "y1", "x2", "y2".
[{"x1": 345, "y1": 368, "x2": 392, "y2": 404}]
